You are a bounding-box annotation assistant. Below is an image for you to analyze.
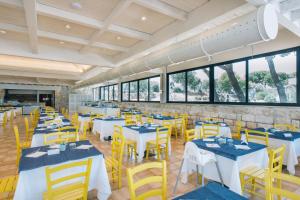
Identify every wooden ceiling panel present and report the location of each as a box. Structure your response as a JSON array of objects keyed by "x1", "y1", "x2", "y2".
[
  {"x1": 114, "y1": 3, "x2": 175, "y2": 34},
  {"x1": 38, "y1": 0, "x2": 121, "y2": 21},
  {"x1": 96, "y1": 32, "x2": 139, "y2": 48},
  {"x1": 160, "y1": 0, "x2": 208, "y2": 12},
  {"x1": 0, "y1": 30, "x2": 28, "y2": 42},
  {"x1": 87, "y1": 46, "x2": 120, "y2": 57},
  {"x1": 39, "y1": 37, "x2": 82, "y2": 51},
  {"x1": 0, "y1": 5, "x2": 26, "y2": 27}
]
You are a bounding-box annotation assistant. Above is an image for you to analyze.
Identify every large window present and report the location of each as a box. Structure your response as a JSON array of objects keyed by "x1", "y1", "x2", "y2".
[
  {"x1": 139, "y1": 79, "x2": 149, "y2": 101},
  {"x1": 114, "y1": 84, "x2": 118, "y2": 101},
  {"x1": 167, "y1": 47, "x2": 299, "y2": 105},
  {"x1": 92, "y1": 88, "x2": 99, "y2": 101},
  {"x1": 249, "y1": 51, "x2": 296, "y2": 103},
  {"x1": 168, "y1": 72, "x2": 186, "y2": 102},
  {"x1": 122, "y1": 82, "x2": 129, "y2": 101},
  {"x1": 99, "y1": 84, "x2": 118, "y2": 101},
  {"x1": 187, "y1": 68, "x2": 210, "y2": 102},
  {"x1": 150, "y1": 77, "x2": 160, "y2": 101},
  {"x1": 100, "y1": 87, "x2": 104, "y2": 100},
  {"x1": 121, "y1": 76, "x2": 160, "y2": 102},
  {"x1": 214, "y1": 61, "x2": 246, "y2": 102},
  {"x1": 104, "y1": 86, "x2": 109, "y2": 101},
  {"x1": 109, "y1": 85, "x2": 114, "y2": 101}
]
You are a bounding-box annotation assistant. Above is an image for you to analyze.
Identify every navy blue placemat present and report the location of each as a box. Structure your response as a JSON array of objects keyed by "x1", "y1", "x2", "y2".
[
  {"x1": 242, "y1": 128, "x2": 300, "y2": 141},
  {"x1": 173, "y1": 182, "x2": 248, "y2": 200},
  {"x1": 195, "y1": 120, "x2": 228, "y2": 127},
  {"x1": 148, "y1": 114, "x2": 175, "y2": 120},
  {"x1": 34, "y1": 127, "x2": 76, "y2": 135},
  {"x1": 192, "y1": 138, "x2": 266, "y2": 161},
  {"x1": 93, "y1": 117, "x2": 124, "y2": 121},
  {"x1": 19, "y1": 140, "x2": 101, "y2": 172},
  {"x1": 125, "y1": 125, "x2": 167, "y2": 134}
]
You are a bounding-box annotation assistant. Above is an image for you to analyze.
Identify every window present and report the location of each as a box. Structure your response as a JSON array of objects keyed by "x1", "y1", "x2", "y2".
[
  {"x1": 130, "y1": 81, "x2": 138, "y2": 101},
  {"x1": 139, "y1": 79, "x2": 148, "y2": 101},
  {"x1": 122, "y1": 82, "x2": 129, "y2": 101},
  {"x1": 109, "y1": 85, "x2": 114, "y2": 101},
  {"x1": 214, "y1": 61, "x2": 246, "y2": 102},
  {"x1": 249, "y1": 51, "x2": 296, "y2": 103},
  {"x1": 149, "y1": 77, "x2": 160, "y2": 101},
  {"x1": 114, "y1": 84, "x2": 118, "y2": 101},
  {"x1": 168, "y1": 72, "x2": 186, "y2": 102},
  {"x1": 187, "y1": 68, "x2": 210, "y2": 102},
  {"x1": 92, "y1": 88, "x2": 99, "y2": 101},
  {"x1": 104, "y1": 86, "x2": 109, "y2": 101},
  {"x1": 100, "y1": 87, "x2": 104, "y2": 101}
]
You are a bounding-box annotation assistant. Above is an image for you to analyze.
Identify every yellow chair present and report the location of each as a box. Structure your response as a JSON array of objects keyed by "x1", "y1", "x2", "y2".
[
  {"x1": 182, "y1": 120, "x2": 197, "y2": 142},
  {"x1": 124, "y1": 113, "x2": 132, "y2": 121},
  {"x1": 201, "y1": 124, "x2": 220, "y2": 138},
  {"x1": 174, "y1": 118, "x2": 184, "y2": 139},
  {"x1": 13, "y1": 125, "x2": 30, "y2": 166},
  {"x1": 127, "y1": 161, "x2": 167, "y2": 200},
  {"x1": 116, "y1": 125, "x2": 136, "y2": 161},
  {"x1": 58, "y1": 126, "x2": 76, "y2": 132},
  {"x1": 79, "y1": 122, "x2": 88, "y2": 140},
  {"x1": 24, "y1": 117, "x2": 34, "y2": 142},
  {"x1": 162, "y1": 120, "x2": 173, "y2": 136},
  {"x1": 232, "y1": 120, "x2": 242, "y2": 140},
  {"x1": 245, "y1": 129, "x2": 269, "y2": 146},
  {"x1": 44, "y1": 158, "x2": 92, "y2": 200},
  {"x1": 180, "y1": 114, "x2": 189, "y2": 127},
  {"x1": 106, "y1": 131, "x2": 125, "y2": 189},
  {"x1": 274, "y1": 123, "x2": 297, "y2": 131},
  {"x1": 146, "y1": 127, "x2": 170, "y2": 160},
  {"x1": 2, "y1": 112, "x2": 7, "y2": 127},
  {"x1": 135, "y1": 114, "x2": 143, "y2": 124},
  {"x1": 43, "y1": 132, "x2": 77, "y2": 145},
  {"x1": 0, "y1": 175, "x2": 19, "y2": 198},
  {"x1": 265, "y1": 169, "x2": 300, "y2": 200},
  {"x1": 125, "y1": 119, "x2": 136, "y2": 126},
  {"x1": 240, "y1": 145, "x2": 286, "y2": 198},
  {"x1": 10, "y1": 110, "x2": 14, "y2": 127},
  {"x1": 146, "y1": 116, "x2": 154, "y2": 124}
]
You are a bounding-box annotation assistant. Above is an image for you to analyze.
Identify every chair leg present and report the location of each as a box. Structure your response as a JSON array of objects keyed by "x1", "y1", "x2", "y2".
[
  {"x1": 134, "y1": 143, "x2": 137, "y2": 161},
  {"x1": 118, "y1": 167, "x2": 122, "y2": 189},
  {"x1": 157, "y1": 148, "x2": 160, "y2": 160},
  {"x1": 146, "y1": 144, "x2": 149, "y2": 160}
]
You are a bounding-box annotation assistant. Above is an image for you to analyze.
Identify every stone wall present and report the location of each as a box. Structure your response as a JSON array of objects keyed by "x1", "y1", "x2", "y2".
[{"x1": 118, "y1": 102, "x2": 300, "y2": 130}]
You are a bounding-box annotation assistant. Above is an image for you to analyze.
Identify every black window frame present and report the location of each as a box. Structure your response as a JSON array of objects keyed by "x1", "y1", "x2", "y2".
[
  {"x1": 99, "y1": 84, "x2": 118, "y2": 102},
  {"x1": 121, "y1": 75, "x2": 160, "y2": 103},
  {"x1": 167, "y1": 46, "x2": 300, "y2": 106}
]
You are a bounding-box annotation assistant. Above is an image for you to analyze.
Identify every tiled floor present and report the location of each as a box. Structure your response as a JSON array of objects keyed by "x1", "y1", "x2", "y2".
[{"x1": 1, "y1": 115, "x2": 300, "y2": 199}]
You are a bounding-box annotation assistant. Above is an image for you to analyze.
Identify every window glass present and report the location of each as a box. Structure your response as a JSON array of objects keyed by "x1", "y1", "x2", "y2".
[
  {"x1": 100, "y1": 87, "x2": 104, "y2": 101},
  {"x1": 104, "y1": 86, "x2": 109, "y2": 101},
  {"x1": 114, "y1": 85, "x2": 118, "y2": 101},
  {"x1": 169, "y1": 72, "x2": 186, "y2": 101},
  {"x1": 149, "y1": 77, "x2": 160, "y2": 101},
  {"x1": 248, "y1": 51, "x2": 297, "y2": 103},
  {"x1": 214, "y1": 61, "x2": 246, "y2": 102},
  {"x1": 109, "y1": 85, "x2": 114, "y2": 101},
  {"x1": 187, "y1": 68, "x2": 210, "y2": 102},
  {"x1": 139, "y1": 79, "x2": 149, "y2": 101},
  {"x1": 122, "y1": 83, "x2": 129, "y2": 101},
  {"x1": 130, "y1": 81, "x2": 138, "y2": 101}
]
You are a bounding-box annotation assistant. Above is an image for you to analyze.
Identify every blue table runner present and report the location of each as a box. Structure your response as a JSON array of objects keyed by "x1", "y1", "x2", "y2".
[
  {"x1": 193, "y1": 138, "x2": 266, "y2": 161},
  {"x1": 125, "y1": 125, "x2": 167, "y2": 134},
  {"x1": 93, "y1": 117, "x2": 124, "y2": 121},
  {"x1": 173, "y1": 182, "x2": 248, "y2": 200},
  {"x1": 19, "y1": 140, "x2": 101, "y2": 172},
  {"x1": 242, "y1": 127, "x2": 300, "y2": 141},
  {"x1": 195, "y1": 120, "x2": 228, "y2": 127}
]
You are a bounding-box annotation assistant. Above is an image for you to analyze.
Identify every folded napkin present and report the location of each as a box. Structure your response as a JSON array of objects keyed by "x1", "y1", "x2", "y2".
[
  {"x1": 235, "y1": 145, "x2": 251, "y2": 150},
  {"x1": 26, "y1": 151, "x2": 47, "y2": 158},
  {"x1": 206, "y1": 143, "x2": 220, "y2": 148}
]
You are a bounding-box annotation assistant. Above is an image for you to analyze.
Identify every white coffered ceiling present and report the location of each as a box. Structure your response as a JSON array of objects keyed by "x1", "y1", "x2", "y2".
[{"x1": 0, "y1": 0, "x2": 299, "y2": 86}]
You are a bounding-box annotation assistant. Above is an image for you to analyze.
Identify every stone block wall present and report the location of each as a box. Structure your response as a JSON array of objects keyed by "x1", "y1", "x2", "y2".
[{"x1": 118, "y1": 102, "x2": 300, "y2": 131}]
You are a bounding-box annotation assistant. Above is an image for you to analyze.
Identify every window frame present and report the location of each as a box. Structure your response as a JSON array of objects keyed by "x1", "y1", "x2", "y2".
[
  {"x1": 166, "y1": 46, "x2": 299, "y2": 106},
  {"x1": 99, "y1": 84, "x2": 118, "y2": 102},
  {"x1": 121, "y1": 75, "x2": 160, "y2": 103}
]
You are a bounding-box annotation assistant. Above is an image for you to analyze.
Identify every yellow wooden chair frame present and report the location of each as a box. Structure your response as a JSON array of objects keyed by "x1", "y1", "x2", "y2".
[
  {"x1": 240, "y1": 145, "x2": 286, "y2": 198},
  {"x1": 44, "y1": 158, "x2": 92, "y2": 200},
  {"x1": 174, "y1": 118, "x2": 184, "y2": 139},
  {"x1": 2, "y1": 112, "x2": 7, "y2": 127},
  {"x1": 265, "y1": 170, "x2": 300, "y2": 200},
  {"x1": 146, "y1": 116, "x2": 154, "y2": 124},
  {"x1": 0, "y1": 175, "x2": 19, "y2": 198},
  {"x1": 124, "y1": 113, "x2": 132, "y2": 121},
  {"x1": 146, "y1": 127, "x2": 170, "y2": 160},
  {"x1": 125, "y1": 119, "x2": 136, "y2": 126},
  {"x1": 10, "y1": 110, "x2": 14, "y2": 127},
  {"x1": 24, "y1": 117, "x2": 34, "y2": 142},
  {"x1": 106, "y1": 131, "x2": 125, "y2": 189},
  {"x1": 135, "y1": 114, "x2": 143, "y2": 124},
  {"x1": 201, "y1": 124, "x2": 220, "y2": 138},
  {"x1": 232, "y1": 120, "x2": 242, "y2": 139},
  {"x1": 43, "y1": 132, "x2": 77, "y2": 146},
  {"x1": 13, "y1": 125, "x2": 30, "y2": 167},
  {"x1": 127, "y1": 161, "x2": 167, "y2": 200},
  {"x1": 274, "y1": 123, "x2": 297, "y2": 131},
  {"x1": 245, "y1": 129, "x2": 269, "y2": 146},
  {"x1": 117, "y1": 125, "x2": 137, "y2": 161}
]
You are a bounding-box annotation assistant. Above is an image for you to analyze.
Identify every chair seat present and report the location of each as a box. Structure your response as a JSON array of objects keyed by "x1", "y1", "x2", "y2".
[
  {"x1": 43, "y1": 183, "x2": 85, "y2": 200},
  {"x1": 240, "y1": 166, "x2": 265, "y2": 180},
  {"x1": 20, "y1": 141, "x2": 31, "y2": 149},
  {"x1": 0, "y1": 175, "x2": 18, "y2": 193}
]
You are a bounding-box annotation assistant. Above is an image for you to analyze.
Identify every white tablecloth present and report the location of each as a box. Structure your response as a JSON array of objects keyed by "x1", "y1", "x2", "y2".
[
  {"x1": 195, "y1": 125, "x2": 231, "y2": 138},
  {"x1": 122, "y1": 127, "x2": 172, "y2": 162},
  {"x1": 14, "y1": 155, "x2": 111, "y2": 200},
  {"x1": 78, "y1": 116, "x2": 91, "y2": 132},
  {"x1": 31, "y1": 134, "x2": 44, "y2": 147},
  {"x1": 78, "y1": 106, "x2": 120, "y2": 116},
  {"x1": 92, "y1": 119, "x2": 125, "y2": 141},
  {"x1": 181, "y1": 145, "x2": 268, "y2": 195}
]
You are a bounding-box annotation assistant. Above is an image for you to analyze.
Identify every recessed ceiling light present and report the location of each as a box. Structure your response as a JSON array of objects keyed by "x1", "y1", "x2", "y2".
[
  {"x1": 65, "y1": 24, "x2": 71, "y2": 29},
  {"x1": 59, "y1": 41, "x2": 65, "y2": 44},
  {"x1": 141, "y1": 16, "x2": 147, "y2": 21},
  {"x1": 0, "y1": 30, "x2": 6, "y2": 34},
  {"x1": 71, "y1": 1, "x2": 82, "y2": 9},
  {"x1": 116, "y1": 36, "x2": 121, "y2": 40}
]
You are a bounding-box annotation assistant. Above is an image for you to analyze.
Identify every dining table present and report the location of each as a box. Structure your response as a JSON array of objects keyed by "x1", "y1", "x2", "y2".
[
  {"x1": 14, "y1": 140, "x2": 111, "y2": 200},
  {"x1": 195, "y1": 120, "x2": 232, "y2": 138},
  {"x1": 92, "y1": 117, "x2": 125, "y2": 141}
]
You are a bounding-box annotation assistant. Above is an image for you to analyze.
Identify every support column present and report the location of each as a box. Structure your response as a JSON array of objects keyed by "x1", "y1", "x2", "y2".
[{"x1": 161, "y1": 66, "x2": 167, "y2": 103}]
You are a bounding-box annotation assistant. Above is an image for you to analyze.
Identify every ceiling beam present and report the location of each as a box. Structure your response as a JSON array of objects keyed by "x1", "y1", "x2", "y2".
[
  {"x1": 134, "y1": 0, "x2": 187, "y2": 21},
  {"x1": 0, "y1": 0, "x2": 22, "y2": 8},
  {"x1": 80, "y1": 0, "x2": 133, "y2": 52},
  {"x1": 280, "y1": 0, "x2": 300, "y2": 13},
  {"x1": 0, "y1": 22, "x2": 128, "y2": 52},
  {"x1": 291, "y1": 9, "x2": 300, "y2": 21},
  {"x1": 22, "y1": 0, "x2": 38, "y2": 53},
  {"x1": 36, "y1": 2, "x2": 150, "y2": 41}
]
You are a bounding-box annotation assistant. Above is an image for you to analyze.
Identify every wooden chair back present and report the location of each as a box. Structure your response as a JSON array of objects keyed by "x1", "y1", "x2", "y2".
[{"x1": 245, "y1": 129, "x2": 269, "y2": 146}]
